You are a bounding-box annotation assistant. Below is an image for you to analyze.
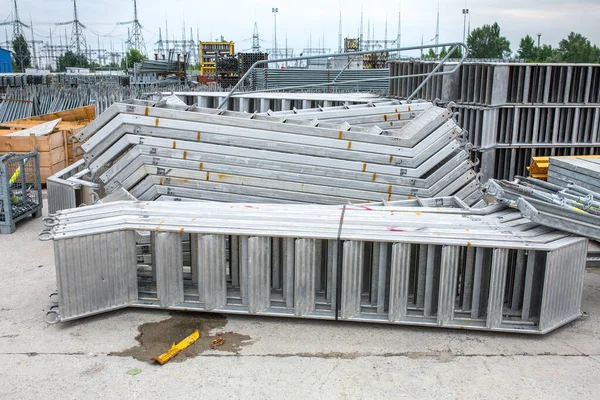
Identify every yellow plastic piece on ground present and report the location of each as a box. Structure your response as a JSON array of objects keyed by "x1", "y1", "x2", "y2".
[{"x1": 151, "y1": 329, "x2": 200, "y2": 365}]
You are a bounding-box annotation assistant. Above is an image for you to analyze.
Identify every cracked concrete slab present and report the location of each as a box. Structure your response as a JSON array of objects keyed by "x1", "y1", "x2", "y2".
[{"x1": 1, "y1": 201, "x2": 600, "y2": 399}]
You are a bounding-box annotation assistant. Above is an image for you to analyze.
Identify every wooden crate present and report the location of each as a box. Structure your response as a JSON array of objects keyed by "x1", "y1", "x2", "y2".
[
  {"x1": 0, "y1": 106, "x2": 94, "y2": 183},
  {"x1": 0, "y1": 130, "x2": 68, "y2": 182}
]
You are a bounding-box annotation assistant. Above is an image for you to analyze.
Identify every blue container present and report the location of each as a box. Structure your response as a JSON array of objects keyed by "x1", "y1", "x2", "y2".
[{"x1": 0, "y1": 47, "x2": 13, "y2": 73}]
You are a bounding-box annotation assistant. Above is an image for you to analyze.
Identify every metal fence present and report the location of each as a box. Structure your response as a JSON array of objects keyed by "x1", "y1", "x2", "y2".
[{"x1": 0, "y1": 149, "x2": 42, "y2": 233}]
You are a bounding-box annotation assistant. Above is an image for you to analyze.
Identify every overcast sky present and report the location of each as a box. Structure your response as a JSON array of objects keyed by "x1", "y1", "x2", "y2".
[{"x1": 3, "y1": 0, "x2": 600, "y2": 56}]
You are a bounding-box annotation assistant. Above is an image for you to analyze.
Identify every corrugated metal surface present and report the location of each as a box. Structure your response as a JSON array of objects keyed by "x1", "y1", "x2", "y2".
[
  {"x1": 539, "y1": 240, "x2": 588, "y2": 332},
  {"x1": 54, "y1": 231, "x2": 138, "y2": 321}
]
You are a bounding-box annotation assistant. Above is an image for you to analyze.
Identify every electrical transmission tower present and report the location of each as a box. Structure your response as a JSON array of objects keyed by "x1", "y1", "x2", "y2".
[
  {"x1": 57, "y1": 0, "x2": 87, "y2": 55},
  {"x1": 118, "y1": 0, "x2": 146, "y2": 55},
  {"x1": 0, "y1": 0, "x2": 30, "y2": 48},
  {"x1": 252, "y1": 22, "x2": 260, "y2": 52},
  {"x1": 155, "y1": 27, "x2": 164, "y2": 58}
]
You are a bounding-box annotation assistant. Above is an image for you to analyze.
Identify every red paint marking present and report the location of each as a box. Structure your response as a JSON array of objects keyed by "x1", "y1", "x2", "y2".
[{"x1": 388, "y1": 227, "x2": 405, "y2": 232}]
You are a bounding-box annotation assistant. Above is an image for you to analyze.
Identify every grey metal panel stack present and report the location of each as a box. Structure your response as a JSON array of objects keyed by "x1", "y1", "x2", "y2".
[
  {"x1": 53, "y1": 99, "x2": 483, "y2": 208},
  {"x1": 548, "y1": 157, "x2": 600, "y2": 194},
  {"x1": 254, "y1": 68, "x2": 390, "y2": 94},
  {"x1": 388, "y1": 60, "x2": 600, "y2": 181},
  {"x1": 42, "y1": 200, "x2": 589, "y2": 334}
]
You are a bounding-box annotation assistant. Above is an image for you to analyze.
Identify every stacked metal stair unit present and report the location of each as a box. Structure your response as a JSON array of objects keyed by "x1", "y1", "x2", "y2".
[
  {"x1": 49, "y1": 98, "x2": 484, "y2": 207},
  {"x1": 42, "y1": 199, "x2": 588, "y2": 334}
]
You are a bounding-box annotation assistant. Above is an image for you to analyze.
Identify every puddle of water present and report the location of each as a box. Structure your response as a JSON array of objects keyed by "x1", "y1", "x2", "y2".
[{"x1": 110, "y1": 312, "x2": 252, "y2": 363}]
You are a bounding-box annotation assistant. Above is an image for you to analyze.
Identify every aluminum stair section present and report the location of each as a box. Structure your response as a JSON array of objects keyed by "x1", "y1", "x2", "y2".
[{"x1": 44, "y1": 201, "x2": 588, "y2": 334}]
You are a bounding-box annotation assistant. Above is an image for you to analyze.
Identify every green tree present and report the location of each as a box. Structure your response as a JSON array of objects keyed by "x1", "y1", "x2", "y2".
[
  {"x1": 538, "y1": 44, "x2": 561, "y2": 62},
  {"x1": 467, "y1": 22, "x2": 511, "y2": 59},
  {"x1": 423, "y1": 48, "x2": 437, "y2": 59},
  {"x1": 11, "y1": 35, "x2": 31, "y2": 72},
  {"x1": 557, "y1": 32, "x2": 600, "y2": 63},
  {"x1": 517, "y1": 35, "x2": 537, "y2": 61},
  {"x1": 57, "y1": 51, "x2": 90, "y2": 71},
  {"x1": 440, "y1": 45, "x2": 463, "y2": 59},
  {"x1": 121, "y1": 48, "x2": 146, "y2": 69}
]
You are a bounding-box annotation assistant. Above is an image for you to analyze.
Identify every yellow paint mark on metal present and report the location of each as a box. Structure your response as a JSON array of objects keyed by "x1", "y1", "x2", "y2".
[
  {"x1": 183, "y1": 151, "x2": 187, "y2": 160},
  {"x1": 372, "y1": 173, "x2": 377, "y2": 182},
  {"x1": 172, "y1": 141, "x2": 177, "y2": 149},
  {"x1": 206, "y1": 172, "x2": 210, "y2": 181},
  {"x1": 159, "y1": 178, "x2": 164, "y2": 185},
  {"x1": 467, "y1": 242, "x2": 472, "y2": 247},
  {"x1": 151, "y1": 329, "x2": 200, "y2": 365},
  {"x1": 390, "y1": 122, "x2": 393, "y2": 127},
  {"x1": 388, "y1": 185, "x2": 393, "y2": 194},
  {"x1": 155, "y1": 226, "x2": 161, "y2": 231},
  {"x1": 388, "y1": 194, "x2": 392, "y2": 202},
  {"x1": 362, "y1": 163, "x2": 367, "y2": 172},
  {"x1": 389, "y1": 155, "x2": 393, "y2": 164},
  {"x1": 338, "y1": 131, "x2": 343, "y2": 139},
  {"x1": 182, "y1": 179, "x2": 189, "y2": 183},
  {"x1": 144, "y1": 107, "x2": 149, "y2": 116},
  {"x1": 218, "y1": 174, "x2": 230, "y2": 180},
  {"x1": 408, "y1": 196, "x2": 413, "y2": 200},
  {"x1": 197, "y1": 132, "x2": 201, "y2": 141},
  {"x1": 180, "y1": 228, "x2": 185, "y2": 233},
  {"x1": 384, "y1": 114, "x2": 388, "y2": 122},
  {"x1": 191, "y1": 218, "x2": 197, "y2": 222},
  {"x1": 397, "y1": 113, "x2": 401, "y2": 120},
  {"x1": 155, "y1": 118, "x2": 159, "y2": 126},
  {"x1": 199, "y1": 162, "x2": 204, "y2": 170},
  {"x1": 415, "y1": 211, "x2": 421, "y2": 216},
  {"x1": 395, "y1": 108, "x2": 398, "y2": 113},
  {"x1": 408, "y1": 105, "x2": 411, "y2": 112},
  {"x1": 347, "y1": 141, "x2": 352, "y2": 149}
]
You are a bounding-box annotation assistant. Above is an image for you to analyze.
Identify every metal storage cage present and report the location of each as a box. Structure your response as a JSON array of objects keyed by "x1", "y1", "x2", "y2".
[{"x1": 0, "y1": 149, "x2": 43, "y2": 233}]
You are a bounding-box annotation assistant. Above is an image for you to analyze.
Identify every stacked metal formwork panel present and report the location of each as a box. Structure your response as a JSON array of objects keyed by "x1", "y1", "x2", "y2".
[
  {"x1": 388, "y1": 61, "x2": 600, "y2": 181},
  {"x1": 55, "y1": 99, "x2": 483, "y2": 208},
  {"x1": 42, "y1": 200, "x2": 589, "y2": 334},
  {"x1": 253, "y1": 68, "x2": 390, "y2": 94}
]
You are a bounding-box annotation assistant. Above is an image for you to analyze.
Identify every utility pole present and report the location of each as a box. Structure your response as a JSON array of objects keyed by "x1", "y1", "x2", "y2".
[
  {"x1": 359, "y1": 6, "x2": 363, "y2": 51},
  {"x1": 537, "y1": 33, "x2": 541, "y2": 49},
  {"x1": 435, "y1": 2, "x2": 440, "y2": 56},
  {"x1": 396, "y1": 4, "x2": 401, "y2": 58},
  {"x1": 29, "y1": 18, "x2": 37, "y2": 68},
  {"x1": 338, "y1": 8, "x2": 342, "y2": 53},
  {"x1": 462, "y1": 7, "x2": 469, "y2": 44},
  {"x1": 272, "y1": 7, "x2": 278, "y2": 64}
]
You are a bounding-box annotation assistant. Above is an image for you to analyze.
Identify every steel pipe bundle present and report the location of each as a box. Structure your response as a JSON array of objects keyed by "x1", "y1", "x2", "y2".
[{"x1": 41, "y1": 200, "x2": 588, "y2": 334}]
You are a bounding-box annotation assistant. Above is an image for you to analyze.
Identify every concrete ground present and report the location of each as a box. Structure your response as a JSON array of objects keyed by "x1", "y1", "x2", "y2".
[{"x1": 1, "y1": 203, "x2": 600, "y2": 399}]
